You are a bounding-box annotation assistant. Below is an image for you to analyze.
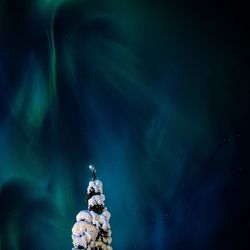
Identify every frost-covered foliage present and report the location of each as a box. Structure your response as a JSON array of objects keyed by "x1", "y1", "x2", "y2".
[{"x1": 72, "y1": 178, "x2": 112, "y2": 250}]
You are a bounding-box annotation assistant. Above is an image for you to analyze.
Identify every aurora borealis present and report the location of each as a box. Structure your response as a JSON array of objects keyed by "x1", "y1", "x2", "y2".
[{"x1": 0, "y1": 0, "x2": 249, "y2": 249}]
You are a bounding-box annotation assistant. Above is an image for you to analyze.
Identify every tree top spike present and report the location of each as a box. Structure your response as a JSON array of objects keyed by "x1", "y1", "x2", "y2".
[{"x1": 89, "y1": 165, "x2": 97, "y2": 180}]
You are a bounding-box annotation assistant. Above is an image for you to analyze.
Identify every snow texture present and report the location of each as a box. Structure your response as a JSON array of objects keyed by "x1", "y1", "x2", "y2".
[
  {"x1": 87, "y1": 180, "x2": 103, "y2": 194},
  {"x1": 88, "y1": 194, "x2": 105, "y2": 208},
  {"x1": 72, "y1": 179, "x2": 112, "y2": 250}
]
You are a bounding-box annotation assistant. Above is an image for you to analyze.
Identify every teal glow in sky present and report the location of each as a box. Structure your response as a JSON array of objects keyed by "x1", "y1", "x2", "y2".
[{"x1": 0, "y1": 0, "x2": 249, "y2": 249}]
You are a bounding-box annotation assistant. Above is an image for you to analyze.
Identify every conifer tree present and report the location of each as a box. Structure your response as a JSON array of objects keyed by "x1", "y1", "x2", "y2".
[{"x1": 72, "y1": 166, "x2": 112, "y2": 250}]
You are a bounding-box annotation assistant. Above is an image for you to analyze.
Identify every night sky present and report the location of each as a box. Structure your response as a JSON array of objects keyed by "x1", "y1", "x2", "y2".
[{"x1": 0, "y1": 0, "x2": 249, "y2": 249}]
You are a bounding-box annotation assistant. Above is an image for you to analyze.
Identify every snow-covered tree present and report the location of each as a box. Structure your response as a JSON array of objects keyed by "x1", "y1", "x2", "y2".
[{"x1": 72, "y1": 166, "x2": 112, "y2": 250}]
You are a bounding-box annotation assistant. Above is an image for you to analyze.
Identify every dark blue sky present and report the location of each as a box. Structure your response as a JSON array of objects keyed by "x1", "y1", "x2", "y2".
[{"x1": 0, "y1": 0, "x2": 249, "y2": 249}]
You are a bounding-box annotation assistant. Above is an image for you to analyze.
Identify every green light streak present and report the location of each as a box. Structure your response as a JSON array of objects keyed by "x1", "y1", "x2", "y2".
[{"x1": 47, "y1": 11, "x2": 58, "y2": 102}]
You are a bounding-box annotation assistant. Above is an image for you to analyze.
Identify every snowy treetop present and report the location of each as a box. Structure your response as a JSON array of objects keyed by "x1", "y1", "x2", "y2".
[{"x1": 87, "y1": 180, "x2": 103, "y2": 194}]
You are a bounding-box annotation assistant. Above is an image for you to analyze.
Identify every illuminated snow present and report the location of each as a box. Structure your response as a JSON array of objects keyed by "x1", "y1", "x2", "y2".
[{"x1": 72, "y1": 179, "x2": 112, "y2": 250}]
